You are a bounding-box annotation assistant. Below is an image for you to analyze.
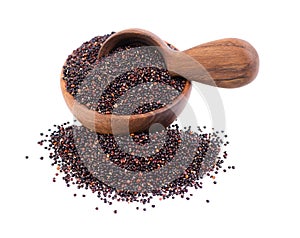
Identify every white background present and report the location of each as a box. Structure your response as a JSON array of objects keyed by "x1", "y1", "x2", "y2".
[{"x1": 1, "y1": 0, "x2": 299, "y2": 237}]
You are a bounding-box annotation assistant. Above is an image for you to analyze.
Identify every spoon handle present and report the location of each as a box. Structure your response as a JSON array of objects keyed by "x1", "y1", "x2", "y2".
[{"x1": 179, "y1": 38, "x2": 259, "y2": 88}]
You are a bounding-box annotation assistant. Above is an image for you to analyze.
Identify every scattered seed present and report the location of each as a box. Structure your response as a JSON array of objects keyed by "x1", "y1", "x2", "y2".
[{"x1": 34, "y1": 122, "x2": 229, "y2": 212}]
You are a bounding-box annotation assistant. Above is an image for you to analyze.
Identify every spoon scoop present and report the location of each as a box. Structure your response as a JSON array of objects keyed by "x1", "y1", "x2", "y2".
[{"x1": 98, "y1": 28, "x2": 259, "y2": 88}]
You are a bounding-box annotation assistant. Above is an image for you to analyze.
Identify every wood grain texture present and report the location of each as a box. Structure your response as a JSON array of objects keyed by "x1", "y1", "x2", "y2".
[
  {"x1": 182, "y1": 38, "x2": 259, "y2": 88},
  {"x1": 99, "y1": 28, "x2": 259, "y2": 88}
]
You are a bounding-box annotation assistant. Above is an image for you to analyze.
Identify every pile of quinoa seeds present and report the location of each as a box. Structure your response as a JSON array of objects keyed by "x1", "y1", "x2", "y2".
[{"x1": 26, "y1": 33, "x2": 234, "y2": 213}]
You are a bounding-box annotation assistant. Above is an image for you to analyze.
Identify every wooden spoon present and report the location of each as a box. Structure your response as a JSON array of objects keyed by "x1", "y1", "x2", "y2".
[
  {"x1": 61, "y1": 29, "x2": 259, "y2": 135},
  {"x1": 98, "y1": 28, "x2": 259, "y2": 88}
]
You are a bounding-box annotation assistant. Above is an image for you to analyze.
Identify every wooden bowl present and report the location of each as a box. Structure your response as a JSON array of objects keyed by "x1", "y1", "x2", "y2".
[
  {"x1": 60, "y1": 29, "x2": 259, "y2": 135},
  {"x1": 60, "y1": 70, "x2": 192, "y2": 135}
]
